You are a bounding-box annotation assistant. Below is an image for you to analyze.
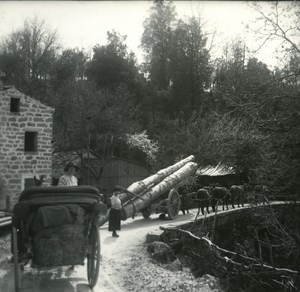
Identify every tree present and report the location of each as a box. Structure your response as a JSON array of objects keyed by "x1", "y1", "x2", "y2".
[
  {"x1": 52, "y1": 48, "x2": 88, "y2": 88},
  {"x1": 53, "y1": 81, "x2": 158, "y2": 186},
  {"x1": 141, "y1": 0, "x2": 176, "y2": 90},
  {"x1": 249, "y1": 1, "x2": 300, "y2": 57},
  {"x1": 212, "y1": 39, "x2": 275, "y2": 121},
  {"x1": 150, "y1": 1, "x2": 300, "y2": 196},
  {"x1": 213, "y1": 39, "x2": 247, "y2": 96},
  {"x1": 243, "y1": 1, "x2": 300, "y2": 193},
  {"x1": 86, "y1": 30, "x2": 141, "y2": 94},
  {"x1": 169, "y1": 17, "x2": 212, "y2": 115},
  {"x1": 154, "y1": 111, "x2": 267, "y2": 180},
  {"x1": 243, "y1": 57, "x2": 272, "y2": 93},
  {"x1": 125, "y1": 131, "x2": 159, "y2": 163},
  {"x1": 0, "y1": 17, "x2": 59, "y2": 97}
]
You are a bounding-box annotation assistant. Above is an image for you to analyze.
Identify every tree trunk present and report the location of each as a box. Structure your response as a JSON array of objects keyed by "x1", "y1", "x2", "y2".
[
  {"x1": 118, "y1": 155, "x2": 195, "y2": 204},
  {"x1": 97, "y1": 159, "x2": 198, "y2": 227},
  {"x1": 121, "y1": 162, "x2": 198, "y2": 220}
]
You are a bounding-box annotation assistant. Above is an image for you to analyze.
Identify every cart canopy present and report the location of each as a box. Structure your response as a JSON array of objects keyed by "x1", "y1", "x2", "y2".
[
  {"x1": 19, "y1": 186, "x2": 101, "y2": 204},
  {"x1": 13, "y1": 186, "x2": 107, "y2": 227}
]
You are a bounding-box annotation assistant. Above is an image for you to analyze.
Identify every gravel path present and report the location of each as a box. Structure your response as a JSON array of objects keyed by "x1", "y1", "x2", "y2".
[
  {"x1": 0, "y1": 210, "x2": 223, "y2": 291},
  {"x1": 121, "y1": 243, "x2": 222, "y2": 292},
  {"x1": 99, "y1": 211, "x2": 223, "y2": 292}
]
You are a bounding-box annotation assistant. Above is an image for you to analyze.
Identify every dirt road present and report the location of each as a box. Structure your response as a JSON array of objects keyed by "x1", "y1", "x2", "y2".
[{"x1": 0, "y1": 209, "x2": 221, "y2": 292}]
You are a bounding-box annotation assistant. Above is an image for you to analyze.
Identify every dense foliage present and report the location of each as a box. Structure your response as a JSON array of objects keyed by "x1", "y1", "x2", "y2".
[{"x1": 0, "y1": 1, "x2": 299, "y2": 195}]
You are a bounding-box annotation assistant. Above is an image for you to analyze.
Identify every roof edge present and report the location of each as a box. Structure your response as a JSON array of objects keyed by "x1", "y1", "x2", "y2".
[{"x1": 2, "y1": 86, "x2": 55, "y2": 112}]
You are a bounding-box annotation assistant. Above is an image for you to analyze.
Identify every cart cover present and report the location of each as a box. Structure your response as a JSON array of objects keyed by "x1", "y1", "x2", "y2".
[{"x1": 32, "y1": 205, "x2": 74, "y2": 233}]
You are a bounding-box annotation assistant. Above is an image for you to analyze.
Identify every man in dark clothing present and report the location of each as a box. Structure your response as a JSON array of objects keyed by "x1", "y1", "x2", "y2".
[{"x1": 180, "y1": 189, "x2": 190, "y2": 215}]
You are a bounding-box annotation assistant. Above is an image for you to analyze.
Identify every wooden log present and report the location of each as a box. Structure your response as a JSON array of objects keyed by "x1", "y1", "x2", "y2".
[
  {"x1": 97, "y1": 157, "x2": 196, "y2": 227},
  {"x1": 121, "y1": 162, "x2": 198, "y2": 220},
  {"x1": 0, "y1": 217, "x2": 11, "y2": 224},
  {"x1": 0, "y1": 219, "x2": 11, "y2": 228},
  {"x1": 118, "y1": 155, "x2": 195, "y2": 203}
]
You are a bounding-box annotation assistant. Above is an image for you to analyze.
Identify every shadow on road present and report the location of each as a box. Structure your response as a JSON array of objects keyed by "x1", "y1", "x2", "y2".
[
  {"x1": 0, "y1": 263, "x2": 92, "y2": 292},
  {"x1": 120, "y1": 212, "x2": 195, "y2": 231},
  {"x1": 102, "y1": 236, "x2": 118, "y2": 245},
  {"x1": 75, "y1": 283, "x2": 91, "y2": 292}
]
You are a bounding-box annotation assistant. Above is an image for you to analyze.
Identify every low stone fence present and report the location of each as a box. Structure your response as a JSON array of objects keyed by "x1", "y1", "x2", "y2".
[
  {"x1": 146, "y1": 202, "x2": 300, "y2": 292},
  {"x1": 146, "y1": 202, "x2": 299, "y2": 247}
]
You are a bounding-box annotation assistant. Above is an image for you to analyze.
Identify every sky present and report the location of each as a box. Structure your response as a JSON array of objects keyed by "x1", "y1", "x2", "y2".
[{"x1": 0, "y1": 1, "x2": 295, "y2": 68}]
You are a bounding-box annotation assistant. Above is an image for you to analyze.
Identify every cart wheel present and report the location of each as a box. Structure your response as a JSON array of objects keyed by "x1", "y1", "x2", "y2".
[
  {"x1": 167, "y1": 189, "x2": 181, "y2": 220},
  {"x1": 142, "y1": 207, "x2": 151, "y2": 219},
  {"x1": 87, "y1": 224, "x2": 100, "y2": 288},
  {"x1": 12, "y1": 227, "x2": 21, "y2": 292}
]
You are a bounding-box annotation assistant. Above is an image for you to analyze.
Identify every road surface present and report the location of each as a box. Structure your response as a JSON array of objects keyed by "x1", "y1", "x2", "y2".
[{"x1": 0, "y1": 210, "x2": 202, "y2": 292}]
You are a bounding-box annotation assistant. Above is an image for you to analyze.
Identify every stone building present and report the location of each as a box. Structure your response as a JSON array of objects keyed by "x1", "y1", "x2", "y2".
[{"x1": 0, "y1": 83, "x2": 54, "y2": 208}]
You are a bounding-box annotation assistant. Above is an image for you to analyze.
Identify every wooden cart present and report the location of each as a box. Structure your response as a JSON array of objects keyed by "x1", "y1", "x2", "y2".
[
  {"x1": 97, "y1": 156, "x2": 198, "y2": 226},
  {"x1": 139, "y1": 188, "x2": 181, "y2": 220}
]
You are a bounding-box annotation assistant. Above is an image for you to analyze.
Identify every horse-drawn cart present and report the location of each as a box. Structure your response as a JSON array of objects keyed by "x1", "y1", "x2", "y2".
[
  {"x1": 12, "y1": 186, "x2": 107, "y2": 291},
  {"x1": 139, "y1": 188, "x2": 181, "y2": 220},
  {"x1": 98, "y1": 156, "x2": 198, "y2": 226},
  {"x1": 118, "y1": 186, "x2": 182, "y2": 220}
]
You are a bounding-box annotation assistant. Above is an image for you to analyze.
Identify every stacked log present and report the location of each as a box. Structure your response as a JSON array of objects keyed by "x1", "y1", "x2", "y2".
[
  {"x1": 98, "y1": 156, "x2": 197, "y2": 226},
  {"x1": 0, "y1": 215, "x2": 12, "y2": 228},
  {"x1": 118, "y1": 155, "x2": 195, "y2": 204},
  {"x1": 121, "y1": 162, "x2": 198, "y2": 220}
]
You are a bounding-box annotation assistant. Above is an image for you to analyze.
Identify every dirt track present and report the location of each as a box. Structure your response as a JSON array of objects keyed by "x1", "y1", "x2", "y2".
[{"x1": 0, "y1": 209, "x2": 222, "y2": 292}]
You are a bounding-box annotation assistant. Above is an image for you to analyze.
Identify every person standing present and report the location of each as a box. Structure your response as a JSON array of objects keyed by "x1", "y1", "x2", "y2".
[
  {"x1": 58, "y1": 161, "x2": 78, "y2": 186},
  {"x1": 180, "y1": 189, "x2": 190, "y2": 215},
  {"x1": 57, "y1": 161, "x2": 79, "y2": 271},
  {"x1": 109, "y1": 188, "x2": 122, "y2": 237}
]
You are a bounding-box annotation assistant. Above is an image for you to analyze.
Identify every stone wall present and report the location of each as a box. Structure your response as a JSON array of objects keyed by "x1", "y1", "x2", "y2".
[
  {"x1": 0, "y1": 86, "x2": 54, "y2": 208},
  {"x1": 178, "y1": 203, "x2": 297, "y2": 233},
  {"x1": 160, "y1": 203, "x2": 299, "y2": 246}
]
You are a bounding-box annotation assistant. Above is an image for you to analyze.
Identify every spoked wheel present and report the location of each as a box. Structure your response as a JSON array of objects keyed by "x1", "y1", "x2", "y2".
[
  {"x1": 87, "y1": 224, "x2": 101, "y2": 288},
  {"x1": 12, "y1": 226, "x2": 21, "y2": 292},
  {"x1": 167, "y1": 189, "x2": 181, "y2": 220}
]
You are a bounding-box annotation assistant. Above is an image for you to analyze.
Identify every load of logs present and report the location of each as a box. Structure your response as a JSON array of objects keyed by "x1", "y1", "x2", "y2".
[
  {"x1": 98, "y1": 156, "x2": 198, "y2": 226},
  {"x1": 0, "y1": 212, "x2": 12, "y2": 228}
]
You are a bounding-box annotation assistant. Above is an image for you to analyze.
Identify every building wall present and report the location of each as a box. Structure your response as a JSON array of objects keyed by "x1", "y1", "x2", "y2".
[
  {"x1": 79, "y1": 157, "x2": 151, "y2": 193},
  {"x1": 0, "y1": 86, "x2": 54, "y2": 207}
]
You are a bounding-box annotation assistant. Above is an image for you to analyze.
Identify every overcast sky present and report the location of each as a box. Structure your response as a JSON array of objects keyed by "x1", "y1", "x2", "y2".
[{"x1": 0, "y1": 1, "x2": 293, "y2": 68}]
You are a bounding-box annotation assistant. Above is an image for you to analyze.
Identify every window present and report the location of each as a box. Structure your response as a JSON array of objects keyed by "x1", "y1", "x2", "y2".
[
  {"x1": 10, "y1": 98, "x2": 20, "y2": 113},
  {"x1": 24, "y1": 131, "x2": 38, "y2": 152}
]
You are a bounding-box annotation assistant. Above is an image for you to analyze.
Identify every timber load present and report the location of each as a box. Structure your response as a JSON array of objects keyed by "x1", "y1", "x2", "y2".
[{"x1": 98, "y1": 156, "x2": 198, "y2": 226}]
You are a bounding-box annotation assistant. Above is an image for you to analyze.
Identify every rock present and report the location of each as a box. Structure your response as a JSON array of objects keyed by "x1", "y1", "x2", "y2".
[
  {"x1": 182, "y1": 266, "x2": 191, "y2": 273},
  {"x1": 146, "y1": 230, "x2": 164, "y2": 243},
  {"x1": 202, "y1": 274, "x2": 215, "y2": 281},
  {"x1": 147, "y1": 241, "x2": 176, "y2": 263},
  {"x1": 164, "y1": 259, "x2": 183, "y2": 272},
  {"x1": 201, "y1": 274, "x2": 223, "y2": 290}
]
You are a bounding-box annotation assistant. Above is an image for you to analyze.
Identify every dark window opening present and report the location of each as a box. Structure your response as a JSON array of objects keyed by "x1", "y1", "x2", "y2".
[
  {"x1": 10, "y1": 98, "x2": 20, "y2": 113},
  {"x1": 24, "y1": 131, "x2": 38, "y2": 152}
]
